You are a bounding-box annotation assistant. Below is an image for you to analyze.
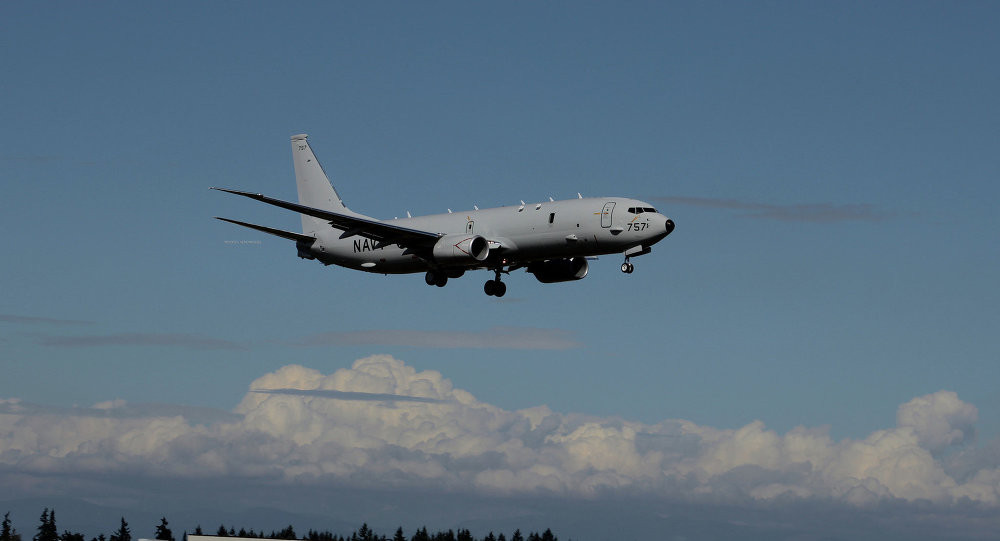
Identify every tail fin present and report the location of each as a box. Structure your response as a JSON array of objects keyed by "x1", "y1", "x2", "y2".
[{"x1": 291, "y1": 134, "x2": 349, "y2": 234}]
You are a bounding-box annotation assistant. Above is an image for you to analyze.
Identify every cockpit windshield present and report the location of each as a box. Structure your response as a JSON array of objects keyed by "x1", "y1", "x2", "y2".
[{"x1": 627, "y1": 207, "x2": 657, "y2": 214}]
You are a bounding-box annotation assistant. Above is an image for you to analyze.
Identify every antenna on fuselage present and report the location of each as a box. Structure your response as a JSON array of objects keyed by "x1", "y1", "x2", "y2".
[
  {"x1": 448, "y1": 209, "x2": 452, "y2": 213},
  {"x1": 549, "y1": 196, "x2": 554, "y2": 202},
  {"x1": 474, "y1": 205, "x2": 479, "y2": 210},
  {"x1": 407, "y1": 211, "x2": 412, "y2": 218},
  {"x1": 578, "y1": 192, "x2": 583, "y2": 199}
]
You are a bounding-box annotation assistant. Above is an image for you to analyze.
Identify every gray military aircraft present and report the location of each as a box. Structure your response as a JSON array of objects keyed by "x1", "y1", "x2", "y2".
[{"x1": 214, "y1": 134, "x2": 674, "y2": 297}]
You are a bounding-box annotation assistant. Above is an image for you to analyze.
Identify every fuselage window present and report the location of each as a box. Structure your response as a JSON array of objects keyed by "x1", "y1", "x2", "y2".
[{"x1": 549, "y1": 212, "x2": 555, "y2": 224}]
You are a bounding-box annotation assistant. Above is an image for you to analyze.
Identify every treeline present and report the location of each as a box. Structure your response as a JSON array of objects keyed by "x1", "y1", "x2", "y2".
[{"x1": 1, "y1": 510, "x2": 558, "y2": 541}]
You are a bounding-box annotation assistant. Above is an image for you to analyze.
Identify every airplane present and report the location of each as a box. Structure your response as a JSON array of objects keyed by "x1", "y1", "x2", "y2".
[{"x1": 213, "y1": 134, "x2": 675, "y2": 297}]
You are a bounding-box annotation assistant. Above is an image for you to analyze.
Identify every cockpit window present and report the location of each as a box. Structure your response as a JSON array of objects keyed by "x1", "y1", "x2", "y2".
[{"x1": 628, "y1": 207, "x2": 658, "y2": 214}]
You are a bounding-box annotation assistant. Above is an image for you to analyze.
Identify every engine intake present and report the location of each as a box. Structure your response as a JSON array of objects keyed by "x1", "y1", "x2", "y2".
[
  {"x1": 432, "y1": 234, "x2": 490, "y2": 264},
  {"x1": 528, "y1": 257, "x2": 589, "y2": 283}
]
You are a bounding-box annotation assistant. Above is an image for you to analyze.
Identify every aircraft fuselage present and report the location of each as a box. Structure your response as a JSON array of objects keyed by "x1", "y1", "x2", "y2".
[{"x1": 306, "y1": 197, "x2": 671, "y2": 274}]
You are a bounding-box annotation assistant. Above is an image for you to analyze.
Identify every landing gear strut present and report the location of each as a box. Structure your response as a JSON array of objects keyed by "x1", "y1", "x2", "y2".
[
  {"x1": 621, "y1": 259, "x2": 634, "y2": 274},
  {"x1": 484, "y1": 268, "x2": 507, "y2": 297}
]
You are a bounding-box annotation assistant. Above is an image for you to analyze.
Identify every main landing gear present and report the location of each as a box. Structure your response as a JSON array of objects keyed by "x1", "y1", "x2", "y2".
[
  {"x1": 621, "y1": 258, "x2": 635, "y2": 274},
  {"x1": 425, "y1": 270, "x2": 448, "y2": 287},
  {"x1": 484, "y1": 268, "x2": 507, "y2": 297}
]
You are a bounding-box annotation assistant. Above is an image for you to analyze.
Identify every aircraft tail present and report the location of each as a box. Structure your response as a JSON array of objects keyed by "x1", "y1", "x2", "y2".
[{"x1": 291, "y1": 134, "x2": 349, "y2": 234}]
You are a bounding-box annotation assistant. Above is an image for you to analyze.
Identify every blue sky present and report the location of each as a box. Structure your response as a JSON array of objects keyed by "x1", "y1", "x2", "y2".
[{"x1": 2, "y1": 2, "x2": 999, "y2": 539}]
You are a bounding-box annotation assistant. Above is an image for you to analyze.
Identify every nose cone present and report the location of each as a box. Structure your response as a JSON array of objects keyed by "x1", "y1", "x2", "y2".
[{"x1": 665, "y1": 218, "x2": 675, "y2": 236}]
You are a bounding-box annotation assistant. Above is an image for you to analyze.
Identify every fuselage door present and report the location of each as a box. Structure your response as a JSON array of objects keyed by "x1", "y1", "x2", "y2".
[
  {"x1": 600, "y1": 202, "x2": 615, "y2": 228},
  {"x1": 467, "y1": 220, "x2": 474, "y2": 234}
]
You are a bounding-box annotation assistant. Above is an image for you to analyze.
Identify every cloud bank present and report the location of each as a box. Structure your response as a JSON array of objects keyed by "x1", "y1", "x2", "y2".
[
  {"x1": 1, "y1": 356, "x2": 997, "y2": 507},
  {"x1": 37, "y1": 332, "x2": 244, "y2": 350},
  {"x1": 0, "y1": 313, "x2": 93, "y2": 326}
]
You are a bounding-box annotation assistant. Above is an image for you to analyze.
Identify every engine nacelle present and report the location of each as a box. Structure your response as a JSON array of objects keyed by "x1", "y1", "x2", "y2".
[
  {"x1": 527, "y1": 257, "x2": 589, "y2": 283},
  {"x1": 432, "y1": 234, "x2": 490, "y2": 264}
]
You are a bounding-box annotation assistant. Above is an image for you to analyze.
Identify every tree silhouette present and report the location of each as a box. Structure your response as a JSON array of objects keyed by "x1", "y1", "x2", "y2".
[
  {"x1": 33, "y1": 509, "x2": 57, "y2": 541},
  {"x1": 154, "y1": 519, "x2": 174, "y2": 541},
  {"x1": 2, "y1": 513, "x2": 21, "y2": 541},
  {"x1": 15, "y1": 511, "x2": 561, "y2": 541},
  {"x1": 109, "y1": 518, "x2": 130, "y2": 541},
  {"x1": 2, "y1": 513, "x2": 16, "y2": 541},
  {"x1": 409, "y1": 527, "x2": 429, "y2": 541}
]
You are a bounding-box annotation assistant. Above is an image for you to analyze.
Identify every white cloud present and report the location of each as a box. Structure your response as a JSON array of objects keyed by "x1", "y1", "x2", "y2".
[
  {"x1": 897, "y1": 390, "x2": 978, "y2": 454},
  {"x1": 0, "y1": 358, "x2": 998, "y2": 507}
]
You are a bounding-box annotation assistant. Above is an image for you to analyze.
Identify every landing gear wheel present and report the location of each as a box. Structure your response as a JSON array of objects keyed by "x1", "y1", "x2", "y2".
[
  {"x1": 627, "y1": 263, "x2": 634, "y2": 274},
  {"x1": 621, "y1": 262, "x2": 635, "y2": 274},
  {"x1": 426, "y1": 271, "x2": 447, "y2": 287},
  {"x1": 484, "y1": 279, "x2": 506, "y2": 297}
]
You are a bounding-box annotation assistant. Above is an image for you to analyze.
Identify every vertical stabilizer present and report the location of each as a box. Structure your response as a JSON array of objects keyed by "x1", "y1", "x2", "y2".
[{"x1": 291, "y1": 134, "x2": 349, "y2": 234}]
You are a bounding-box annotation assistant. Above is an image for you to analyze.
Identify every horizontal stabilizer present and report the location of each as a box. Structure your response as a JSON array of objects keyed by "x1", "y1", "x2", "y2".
[
  {"x1": 215, "y1": 217, "x2": 316, "y2": 243},
  {"x1": 211, "y1": 187, "x2": 442, "y2": 248}
]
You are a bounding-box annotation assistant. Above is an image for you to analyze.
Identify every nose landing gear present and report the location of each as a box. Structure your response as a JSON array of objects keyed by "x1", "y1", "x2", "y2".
[{"x1": 621, "y1": 259, "x2": 634, "y2": 274}]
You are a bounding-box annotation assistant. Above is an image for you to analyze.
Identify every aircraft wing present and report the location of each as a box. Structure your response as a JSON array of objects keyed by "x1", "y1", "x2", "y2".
[{"x1": 212, "y1": 187, "x2": 443, "y2": 248}]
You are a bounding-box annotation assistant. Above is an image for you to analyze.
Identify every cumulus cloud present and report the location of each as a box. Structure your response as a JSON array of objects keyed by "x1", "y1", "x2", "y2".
[
  {"x1": 0, "y1": 357, "x2": 997, "y2": 507},
  {"x1": 0, "y1": 399, "x2": 241, "y2": 424},
  {"x1": 250, "y1": 388, "x2": 450, "y2": 404},
  {"x1": 897, "y1": 390, "x2": 977, "y2": 454}
]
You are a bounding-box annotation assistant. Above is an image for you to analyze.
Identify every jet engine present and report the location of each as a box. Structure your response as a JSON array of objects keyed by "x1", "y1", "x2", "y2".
[
  {"x1": 527, "y1": 257, "x2": 589, "y2": 283},
  {"x1": 432, "y1": 234, "x2": 490, "y2": 264}
]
